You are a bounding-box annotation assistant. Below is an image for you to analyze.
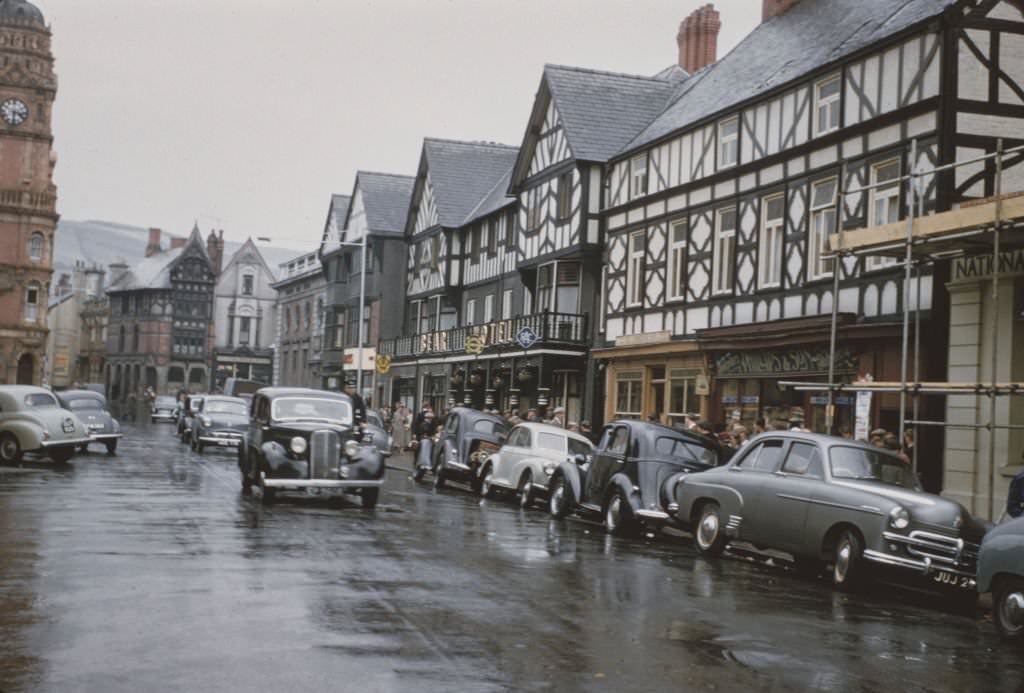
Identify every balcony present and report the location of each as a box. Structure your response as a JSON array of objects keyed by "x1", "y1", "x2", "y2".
[
  {"x1": 379, "y1": 311, "x2": 589, "y2": 360},
  {"x1": 0, "y1": 188, "x2": 57, "y2": 215}
]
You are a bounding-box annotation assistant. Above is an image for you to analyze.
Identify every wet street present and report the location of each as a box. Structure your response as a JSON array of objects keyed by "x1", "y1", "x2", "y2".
[{"x1": 0, "y1": 423, "x2": 1021, "y2": 692}]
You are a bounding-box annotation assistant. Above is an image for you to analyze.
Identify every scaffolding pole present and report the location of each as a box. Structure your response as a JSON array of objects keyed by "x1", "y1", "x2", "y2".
[
  {"x1": 898, "y1": 139, "x2": 918, "y2": 447},
  {"x1": 987, "y1": 138, "x2": 1004, "y2": 520}
]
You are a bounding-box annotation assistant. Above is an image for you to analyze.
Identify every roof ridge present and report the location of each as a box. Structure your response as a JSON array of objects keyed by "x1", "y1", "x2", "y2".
[
  {"x1": 544, "y1": 62, "x2": 669, "y2": 83},
  {"x1": 423, "y1": 136, "x2": 517, "y2": 150},
  {"x1": 462, "y1": 163, "x2": 516, "y2": 225},
  {"x1": 357, "y1": 170, "x2": 416, "y2": 181}
]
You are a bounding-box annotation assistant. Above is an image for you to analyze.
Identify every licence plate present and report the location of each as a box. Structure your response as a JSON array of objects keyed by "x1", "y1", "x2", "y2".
[{"x1": 932, "y1": 570, "x2": 973, "y2": 589}]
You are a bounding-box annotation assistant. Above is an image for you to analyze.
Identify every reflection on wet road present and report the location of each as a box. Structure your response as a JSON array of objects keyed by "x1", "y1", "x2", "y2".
[{"x1": 1, "y1": 422, "x2": 1021, "y2": 692}]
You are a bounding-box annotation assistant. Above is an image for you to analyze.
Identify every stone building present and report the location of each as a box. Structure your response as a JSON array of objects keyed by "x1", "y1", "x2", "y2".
[
  {"x1": 43, "y1": 261, "x2": 104, "y2": 388},
  {"x1": 271, "y1": 249, "x2": 327, "y2": 388},
  {"x1": 105, "y1": 226, "x2": 218, "y2": 407},
  {"x1": 213, "y1": 238, "x2": 276, "y2": 388},
  {"x1": 0, "y1": 0, "x2": 58, "y2": 385}
]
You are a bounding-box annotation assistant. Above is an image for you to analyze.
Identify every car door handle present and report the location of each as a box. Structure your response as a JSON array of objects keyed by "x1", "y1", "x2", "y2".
[{"x1": 773, "y1": 471, "x2": 788, "y2": 477}]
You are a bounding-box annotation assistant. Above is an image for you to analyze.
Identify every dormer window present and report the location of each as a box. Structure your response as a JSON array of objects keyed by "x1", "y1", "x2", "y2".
[
  {"x1": 814, "y1": 74, "x2": 841, "y2": 136},
  {"x1": 241, "y1": 273, "x2": 254, "y2": 296},
  {"x1": 631, "y1": 155, "x2": 648, "y2": 198},
  {"x1": 718, "y1": 117, "x2": 739, "y2": 169}
]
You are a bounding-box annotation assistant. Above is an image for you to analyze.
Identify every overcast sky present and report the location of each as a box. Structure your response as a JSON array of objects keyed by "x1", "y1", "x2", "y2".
[{"x1": 45, "y1": 0, "x2": 761, "y2": 249}]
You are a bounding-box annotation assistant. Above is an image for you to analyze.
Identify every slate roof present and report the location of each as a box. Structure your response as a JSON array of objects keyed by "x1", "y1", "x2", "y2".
[
  {"x1": 463, "y1": 165, "x2": 515, "y2": 225},
  {"x1": 319, "y1": 194, "x2": 351, "y2": 255},
  {"x1": 220, "y1": 238, "x2": 278, "y2": 284},
  {"x1": 356, "y1": 172, "x2": 415, "y2": 235},
  {"x1": 622, "y1": 0, "x2": 957, "y2": 154},
  {"x1": 421, "y1": 139, "x2": 519, "y2": 228},
  {"x1": 106, "y1": 227, "x2": 208, "y2": 292}
]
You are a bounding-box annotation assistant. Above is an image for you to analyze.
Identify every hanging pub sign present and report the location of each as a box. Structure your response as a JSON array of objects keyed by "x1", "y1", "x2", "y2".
[
  {"x1": 515, "y1": 326, "x2": 538, "y2": 350},
  {"x1": 715, "y1": 348, "x2": 857, "y2": 377},
  {"x1": 465, "y1": 334, "x2": 484, "y2": 355}
]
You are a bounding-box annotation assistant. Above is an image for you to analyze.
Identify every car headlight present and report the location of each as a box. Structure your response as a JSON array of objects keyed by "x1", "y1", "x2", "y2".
[
  {"x1": 344, "y1": 439, "x2": 360, "y2": 458},
  {"x1": 543, "y1": 461, "x2": 556, "y2": 476},
  {"x1": 290, "y1": 436, "x2": 307, "y2": 455},
  {"x1": 201, "y1": 416, "x2": 212, "y2": 427},
  {"x1": 889, "y1": 506, "x2": 910, "y2": 530}
]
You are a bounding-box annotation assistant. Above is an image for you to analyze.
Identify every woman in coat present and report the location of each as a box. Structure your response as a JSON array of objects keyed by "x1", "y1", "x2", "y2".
[{"x1": 391, "y1": 403, "x2": 411, "y2": 451}]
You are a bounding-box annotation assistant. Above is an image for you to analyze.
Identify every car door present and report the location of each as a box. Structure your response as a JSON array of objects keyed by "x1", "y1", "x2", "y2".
[
  {"x1": 586, "y1": 425, "x2": 628, "y2": 508},
  {"x1": 723, "y1": 438, "x2": 786, "y2": 543},
  {"x1": 752, "y1": 440, "x2": 825, "y2": 554},
  {"x1": 247, "y1": 395, "x2": 268, "y2": 457},
  {"x1": 495, "y1": 426, "x2": 525, "y2": 486}
]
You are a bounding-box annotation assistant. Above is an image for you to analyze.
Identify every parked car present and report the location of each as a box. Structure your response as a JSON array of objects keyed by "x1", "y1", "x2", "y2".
[
  {"x1": 675, "y1": 431, "x2": 986, "y2": 597},
  {"x1": 151, "y1": 396, "x2": 177, "y2": 423},
  {"x1": 55, "y1": 389, "x2": 122, "y2": 454},
  {"x1": 190, "y1": 396, "x2": 248, "y2": 453},
  {"x1": 548, "y1": 419, "x2": 719, "y2": 535},
  {"x1": 178, "y1": 395, "x2": 205, "y2": 443},
  {"x1": 0, "y1": 386, "x2": 92, "y2": 464},
  {"x1": 432, "y1": 407, "x2": 509, "y2": 492},
  {"x1": 238, "y1": 388, "x2": 385, "y2": 508},
  {"x1": 365, "y1": 409, "x2": 393, "y2": 457},
  {"x1": 223, "y1": 377, "x2": 262, "y2": 402},
  {"x1": 978, "y1": 516, "x2": 1024, "y2": 641},
  {"x1": 479, "y1": 421, "x2": 594, "y2": 508}
]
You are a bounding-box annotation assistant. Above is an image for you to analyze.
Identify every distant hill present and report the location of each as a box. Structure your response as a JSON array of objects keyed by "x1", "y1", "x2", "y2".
[{"x1": 53, "y1": 219, "x2": 308, "y2": 281}]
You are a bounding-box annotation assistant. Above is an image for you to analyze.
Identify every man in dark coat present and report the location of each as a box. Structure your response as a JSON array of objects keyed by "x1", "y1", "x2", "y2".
[{"x1": 343, "y1": 382, "x2": 367, "y2": 426}]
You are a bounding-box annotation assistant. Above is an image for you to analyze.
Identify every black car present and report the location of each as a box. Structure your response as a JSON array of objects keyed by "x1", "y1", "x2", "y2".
[
  {"x1": 238, "y1": 388, "x2": 385, "y2": 508},
  {"x1": 190, "y1": 396, "x2": 248, "y2": 453},
  {"x1": 547, "y1": 419, "x2": 719, "y2": 535},
  {"x1": 431, "y1": 407, "x2": 509, "y2": 492},
  {"x1": 55, "y1": 389, "x2": 122, "y2": 455}
]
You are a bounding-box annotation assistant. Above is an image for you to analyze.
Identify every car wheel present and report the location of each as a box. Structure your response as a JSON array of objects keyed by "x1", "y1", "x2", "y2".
[
  {"x1": 105, "y1": 440, "x2": 118, "y2": 455},
  {"x1": 994, "y1": 577, "x2": 1024, "y2": 640},
  {"x1": 49, "y1": 446, "x2": 74, "y2": 464},
  {"x1": 0, "y1": 433, "x2": 22, "y2": 464},
  {"x1": 479, "y1": 464, "x2": 495, "y2": 499},
  {"x1": 832, "y1": 529, "x2": 866, "y2": 590},
  {"x1": 694, "y1": 502, "x2": 727, "y2": 556},
  {"x1": 548, "y1": 474, "x2": 573, "y2": 518},
  {"x1": 517, "y1": 471, "x2": 534, "y2": 509},
  {"x1": 255, "y1": 456, "x2": 275, "y2": 504},
  {"x1": 361, "y1": 488, "x2": 380, "y2": 510},
  {"x1": 432, "y1": 461, "x2": 446, "y2": 490},
  {"x1": 604, "y1": 488, "x2": 634, "y2": 535}
]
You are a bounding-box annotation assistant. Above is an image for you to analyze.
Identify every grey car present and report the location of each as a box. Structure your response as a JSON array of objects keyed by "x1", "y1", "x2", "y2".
[
  {"x1": 365, "y1": 409, "x2": 392, "y2": 458},
  {"x1": 190, "y1": 396, "x2": 248, "y2": 454},
  {"x1": 56, "y1": 390, "x2": 122, "y2": 455},
  {"x1": 977, "y1": 516, "x2": 1024, "y2": 642},
  {"x1": 675, "y1": 431, "x2": 986, "y2": 597}
]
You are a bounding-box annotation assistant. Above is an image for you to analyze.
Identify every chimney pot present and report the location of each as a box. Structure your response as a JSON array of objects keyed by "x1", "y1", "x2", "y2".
[
  {"x1": 762, "y1": 0, "x2": 801, "y2": 23},
  {"x1": 677, "y1": 3, "x2": 721, "y2": 74},
  {"x1": 170, "y1": 237, "x2": 186, "y2": 250}
]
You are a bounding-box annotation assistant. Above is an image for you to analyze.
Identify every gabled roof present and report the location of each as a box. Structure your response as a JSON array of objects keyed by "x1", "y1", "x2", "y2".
[
  {"x1": 107, "y1": 227, "x2": 209, "y2": 292},
  {"x1": 417, "y1": 138, "x2": 519, "y2": 229},
  {"x1": 621, "y1": 0, "x2": 957, "y2": 155},
  {"x1": 319, "y1": 194, "x2": 351, "y2": 256},
  {"x1": 463, "y1": 165, "x2": 515, "y2": 225},
  {"x1": 220, "y1": 238, "x2": 277, "y2": 284},
  {"x1": 349, "y1": 171, "x2": 415, "y2": 235}
]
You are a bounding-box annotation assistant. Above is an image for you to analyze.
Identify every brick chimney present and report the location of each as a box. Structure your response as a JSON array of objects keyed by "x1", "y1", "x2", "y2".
[
  {"x1": 677, "y1": 4, "x2": 721, "y2": 74},
  {"x1": 206, "y1": 229, "x2": 225, "y2": 275},
  {"x1": 170, "y1": 237, "x2": 186, "y2": 250},
  {"x1": 762, "y1": 0, "x2": 801, "y2": 22},
  {"x1": 145, "y1": 227, "x2": 162, "y2": 257}
]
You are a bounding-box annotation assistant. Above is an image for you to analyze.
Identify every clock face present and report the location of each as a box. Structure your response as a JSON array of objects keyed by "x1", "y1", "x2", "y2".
[{"x1": 1, "y1": 98, "x2": 28, "y2": 126}]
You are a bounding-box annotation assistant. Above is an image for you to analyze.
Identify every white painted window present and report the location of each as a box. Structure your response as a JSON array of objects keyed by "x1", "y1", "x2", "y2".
[
  {"x1": 556, "y1": 173, "x2": 572, "y2": 221},
  {"x1": 526, "y1": 187, "x2": 543, "y2": 231},
  {"x1": 241, "y1": 273, "x2": 254, "y2": 296},
  {"x1": 814, "y1": 74, "x2": 841, "y2": 136},
  {"x1": 758, "y1": 194, "x2": 785, "y2": 288},
  {"x1": 809, "y1": 178, "x2": 837, "y2": 279},
  {"x1": 599, "y1": 265, "x2": 606, "y2": 332},
  {"x1": 718, "y1": 117, "x2": 739, "y2": 169},
  {"x1": 866, "y1": 159, "x2": 901, "y2": 270},
  {"x1": 479, "y1": 224, "x2": 489, "y2": 260},
  {"x1": 614, "y1": 371, "x2": 643, "y2": 418},
  {"x1": 713, "y1": 207, "x2": 736, "y2": 294},
  {"x1": 483, "y1": 294, "x2": 494, "y2": 323},
  {"x1": 502, "y1": 289, "x2": 513, "y2": 319},
  {"x1": 627, "y1": 231, "x2": 645, "y2": 307},
  {"x1": 667, "y1": 219, "x2": 687, "y2": 301},
  {"x1": 28, "y1": 232, "x2": 43, "y2": 262},
  {"x1": 464, "y1": 298, "x2": 476, "y2": 326},
  {"x1": 631, "y1": 154, "x2": 648, "y2": 198},
  {"x1": 430, "y1": 235, "x2": 441, "y2": 271},
  {"x1": 537, "y1": 264, "x2": 553, "y2": 312},
  {"x1": 24, "y1": 283, "x2": 38, "y2": 323}
]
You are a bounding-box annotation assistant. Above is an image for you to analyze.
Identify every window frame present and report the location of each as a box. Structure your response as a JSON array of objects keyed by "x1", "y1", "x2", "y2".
[
  {"x1": 28, "y1": 232, "x2": 44, "y2": 263},
  {"x1": 712, "y1": 206, "x2": 737, "y2": 295},
  {"x1": 483, "y1": 294, "x2": 494, "y2": 324},
  {"x1": 865, "y1": 158, "x2": 902, "y2": 271},
  {"x1": 626, "y1": 230, "x2": 645, "y2": 308},
  {"x1": 613, "y1": 370, "x2": 643, "y2": 419},
  {"x1": 556, "y1": 172, "x2": 572, "y2": 221},
  {"x1": 667, "y1": 218, "x2": 687, "y2": 302},
  {"x1": 718, "y1": 116, "x2": 739, "y2": 169},
  {"x1": 813, "y1": 73, "x2": 841, "y2": 137},
  {"x1": 808, "y1": 177, "x2": 838, "y2": 280},
  {"x1": 241, "y1": 273, "x2": 254, "y2": 296},
  {"x1": 758, "y1": 193, "x2": 785, "y2": 289},
  {"x1": 630, "y1": 154, "x2": 648, "y2": 199},
  {"x1": 24, "y1": 283, "x2": 39, "y2": 323},
  {"x1": 430, "y1": 235, "x2": 441, "y2": 271},
  {"x1": 501, "y1": 289, "x2": 513, "y2": 319},
  {"x1": 464, "y1": 298, "x2": 476, "y2": 327}
]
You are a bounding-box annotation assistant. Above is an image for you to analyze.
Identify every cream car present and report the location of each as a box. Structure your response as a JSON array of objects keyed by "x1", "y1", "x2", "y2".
[{"x1": 0, "y1": 386, "x2": 92, "y2": 464}]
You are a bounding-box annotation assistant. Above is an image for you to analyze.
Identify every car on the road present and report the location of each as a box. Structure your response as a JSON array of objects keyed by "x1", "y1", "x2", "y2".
[
  {"x1": 978, "y1": 516, "x2": 1024, "y2": 642},
  {"x1": 238, "y1": 388, "x2": 385, "y2": 508},
  {"x1": 675, "y1": 431, "x2": 986, "y2": 597},
  {"x1": 151, "y1": 396, "x2": 177, "y2": 423},
  {"x1": 178, "y1": 395, "x2": 205, "y2": 444},
  {"x1": 548, "y1": 419, "x2": 719, "y2": 535},
  {"x1": 189, "y1": 396, "x2": 248, "y2": 453},
  {"x1": 365, "y1": 409, "x2": 392, "y2": 457},
  {"x1": 479, "y1": 421, "x2": 594, "y2": 508},
  {"x1": 0, "y1": 386, "x2": 92, "y2": 464},
  {"x1": 431, "y1": 407, "x2": 509, "y2": 492},
  {"x1": 55, "y1": 389, "x2": 122, "y2": 454}
]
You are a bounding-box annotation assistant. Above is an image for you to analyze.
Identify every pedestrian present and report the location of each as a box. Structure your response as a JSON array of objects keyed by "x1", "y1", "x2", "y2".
[
  {"x1": 902, "y1": 430, "x2": 914, "y2": 459},
  {"x1": 732, "y1": 424, "x2": 749, "y2": 448},
  {"x1": 526, "y1": 408, "x2": 538, "y2": 422},
  {"x1": 753, "y1": 417, "x2": 766, "y2": 435},
  {"x1": 870, "y1": 428, "x2": 887, "y2": 448},
  {"x1": 567, "y1": 421, "x2": 579, "y2": 432},
  {"x1": 392, "y1": 404, "x2": 411, "y2": 451},
  {"x1": 126, "y1": 389, "x2": 137, "y2": 423},
  {"x1": 343, "y1": 381, "x2": 367, "y2": 426},
  {"x1": 695, "y1": 420, "x2": 713, "y2": 436},
  {"x1": 550, "y1": 406, "x2": 565, "y2": 428},
  {"x1": 884, "y1": 433, "x2": 909, "y2": 464},
  {"x1": 1006, "y1": 468, "x2": 1024, "y2": 519},
  {"x1": 580, "y1": 420, "x2": 595, "y2": 444}
]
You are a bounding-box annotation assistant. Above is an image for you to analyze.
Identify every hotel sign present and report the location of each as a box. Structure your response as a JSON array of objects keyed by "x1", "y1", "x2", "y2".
[{"x1": 953, "y1": 249, "x2": 1024, "y2": 281}]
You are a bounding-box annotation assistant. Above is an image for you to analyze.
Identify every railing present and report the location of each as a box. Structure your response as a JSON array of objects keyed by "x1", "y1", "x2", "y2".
[
  {"x1": 379, "y1": 311, "x2": 589, "y2": 359},
  {"x1": 0, "y1": 188, "x2": 57, "y2": 214}
]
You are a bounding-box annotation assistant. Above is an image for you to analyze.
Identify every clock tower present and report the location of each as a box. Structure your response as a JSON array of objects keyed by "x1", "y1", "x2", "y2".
[{"x1": 0, "y1": 0, "x2": 56, "y2": 385}]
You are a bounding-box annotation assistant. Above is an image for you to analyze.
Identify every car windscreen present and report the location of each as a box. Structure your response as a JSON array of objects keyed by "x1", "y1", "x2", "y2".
[
  {"x1": 155, "y1": 397, "x2": 176, "y2": 407},
  {"x1": 24, "y1": 393, "x2": 58, "y2": 408},
  {"x1": 203, "y1": 400, "x2": 247, "y2": 416},
  {"x1": 473, "y1": 419, "x2": 509, "y2": 436},
  {"x1": 272, "y1": 397, "x2": 352, "y2": 425},
  {"x1": 567, "y1": 438, "x2": 593, "y2": 457},
  {"x1": 67, "y1": 398, "x2": 103, "y2": 411},
  {"x1": 829, "y1": 446, "x2": 920, "y2": 490},
  {"x1": 366, "y1": 411, "x2": 383, "y2": 428},
  {"x1": 655, "y1": 436, "x2": 716, "y2": 468}
]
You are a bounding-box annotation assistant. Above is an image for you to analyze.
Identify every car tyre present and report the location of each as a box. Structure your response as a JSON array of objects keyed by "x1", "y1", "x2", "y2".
[
  {"x1": 993, "y1": 577, "x2": 1024, "y2": 640},
  {"x1": 832, "y1": 529, "x2": 866, "y2": 590},
  {"x1": 240, "y1": 449, "x2": 253, "y2": 495},
  {"x1": 479, "y1": 464, "x2": 495, "y2": 499},
  {"x1": 694, "y1": 502, "x2": 728, "y2": 556},
  {"x1": 0, "y1": 433, "x2": 22, "y2": 464},
  {"x1": 49, "y1": 446, "x2": 74, "y2": 464},
  {"x1": 548, "y1": 474, "x2": 573, "y2": 518},
  {"x1": 361, "y1": 488, "x2": 380, "y2": 510},
  {"x1": 413, "y1": 465, "x2": 426, "y2": 483},
  {"x1": 432, "y1": 457, "x2": 446, "y2": 490},
  {"x1": 517, "y1": 471, "x2": 534, "y2": 509},
  {"x1": 105, "y1": 440, "x2": 118, "y2": 455},
  {"x1": 604, "y1": 488, "x2": 635, "y2": 536},
  {"x1": 254, "y1": 456, "x2": 275, "y2": 504}
]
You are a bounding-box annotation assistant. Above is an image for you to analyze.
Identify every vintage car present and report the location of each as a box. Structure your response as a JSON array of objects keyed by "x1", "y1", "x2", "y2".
[
  {"x1": 675, "y1": 431, "x2": 986, "y2": 595},
  {"x1": 0, "y1": 386, "x2": 92, "y2": 464},
  {"x1": 977, "y1": 516, "x2": 1024, "y2": 641},
  {"x1": 479, "y1": 421, "x2": 594, "y2": 508},
  {"x1": 189, "y1": 395, "x2": 248, "y2": 453},
  {"x1": 431, "y1": 407, "x2": 509, "y2": 492},
  {"x1": 178, "y1": 395, "x2": 205, "y2": 443},
  {"x1": 238, "y1": 388, "x2": 385, "y2": 508},
  {"x1": 365, "y1": 409, "x2": 393, "y2": 457},
  {"x1": 151, "y1": 395, "x2": 177, "y2": 423},
  {"x1": 548, "y1": 419, "x2": 719, "y2": 534},
  {"x1": 55, "y1": 389, "x2": 122, "y2": 454}
]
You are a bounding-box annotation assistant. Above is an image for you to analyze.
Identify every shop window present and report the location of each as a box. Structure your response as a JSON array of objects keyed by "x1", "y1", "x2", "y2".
[
  {"x1": 627, "y1": 231, "x2": 645, "y2": 307},
  {"x1": 667, "y1": 219, "x2": 687, "y2": 301},
  {"x1": 758, "y1": 194, "x2": 784, "y2": 289},
  {"x1": 814, "y1": 74, "x2": 841, "y2": 137},
  {"x1": 809, "y1": 178, "x2": 837, "y2": 279},
  {"x1": 614, "y1": 371, "x2": 642, "y2": 419},
  {"x1": 866, "y1": 159, "x2": 901, "y2": 270},
  {"x1": 667, "y1": 369, "x2": 696, "y2": 428},
  {"x1": 713, "y1": 207, "x2": 736, "y2": 294},
  {"x1": 718, "y1": 116, "x2": 739, "y2": 169}
]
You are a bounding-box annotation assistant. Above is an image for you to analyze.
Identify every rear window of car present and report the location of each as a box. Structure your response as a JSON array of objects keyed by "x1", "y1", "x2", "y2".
[
  {"x1": 155, "y1": 397, "x2": 176, "y2": 407},
  {"x1": 68, "y1": 398, "x2": 103, "y2": 411},
  {"x1": 537, "y1": 432, "x2": 564, "y2": 452},
  {"x1": 204, "y1": 400, "x2": 247, "y2": 416},
  {"x1": 655, "y1": 436, "x2": 716, "y2": 467},
  {"x1": 25, "y1": 393, "x2": 58, "y2": 408},
  {"x1": 473, "y1": 419, "x2": 508, "y2": 436}
]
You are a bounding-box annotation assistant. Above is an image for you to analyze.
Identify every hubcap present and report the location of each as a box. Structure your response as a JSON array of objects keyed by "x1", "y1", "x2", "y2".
[
  {"x1": 520, "y1": 481, "x2": 530, "y2": 507},
  {"x1": 697, "y1": 510, "x2": 719, "y2": 549},
  {"x1": 550, "y1": 484, "x2": 564, "y2": 513},
  {"x1": 835, "y1": 541, "x2": 851, "y2": 582},
  {"x1": 1001, "y1": 591, "x2": 1024, "y2": 633},
  {"x1": 607, "y1": 496, "x2": 621, "y2": 530},
  {"x1": 0, "y1": 439, "x2": 15, "y2": 459},
  {"x1": 482, "y1": 472, "x2": 491, "y2": 495}
]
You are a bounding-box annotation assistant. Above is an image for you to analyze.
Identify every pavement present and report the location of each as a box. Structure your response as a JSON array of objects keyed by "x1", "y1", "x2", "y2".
[{"x1": 0, "y1": 422, "x2": 1022, "y2": 693}]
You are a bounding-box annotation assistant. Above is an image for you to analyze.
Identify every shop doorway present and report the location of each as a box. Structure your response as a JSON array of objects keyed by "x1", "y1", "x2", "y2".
[{"x1": 15, "y1": 354, "x2": 33, "y2": 385}]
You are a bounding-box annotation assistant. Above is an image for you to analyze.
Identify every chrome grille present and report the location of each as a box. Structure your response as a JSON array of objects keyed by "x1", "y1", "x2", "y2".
[
  {"x1": 310, "y1": 430, "x2": 339, "y2": 480},
  {"x1": 904, "y1": 530, "x2": 979, "y2": 570}
]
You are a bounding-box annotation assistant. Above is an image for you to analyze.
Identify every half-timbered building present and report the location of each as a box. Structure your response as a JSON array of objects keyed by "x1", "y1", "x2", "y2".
[{"x1": 597, "y1": 0, "x2": 1024, "y2": 491}]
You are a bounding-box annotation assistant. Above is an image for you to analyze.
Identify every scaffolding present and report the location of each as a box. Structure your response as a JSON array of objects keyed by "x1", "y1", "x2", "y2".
[{"x1": 779, "y1": 138, "x2": 1024, "y2": 520}]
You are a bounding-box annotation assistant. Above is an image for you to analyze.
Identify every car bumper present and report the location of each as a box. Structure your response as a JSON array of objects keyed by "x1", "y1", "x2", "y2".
[
  {"x1": 864, "y1": 530, "x2": 978, "y2": 587},
  {"x1": 198, "y1": 436, "x2": 241, "y2": 446},
  {"x1": 260, "y1": 474, "x2": 385, "y2": 490},
  {"x1": 88, "y1": 432, "x2": 123, "y2": 442},
  {"x1": 152, "y1": 414, "x2": 176, "y2": 421},
  {"x1": 41, "y1": 437, "x2": 93, "y2": 448}
]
